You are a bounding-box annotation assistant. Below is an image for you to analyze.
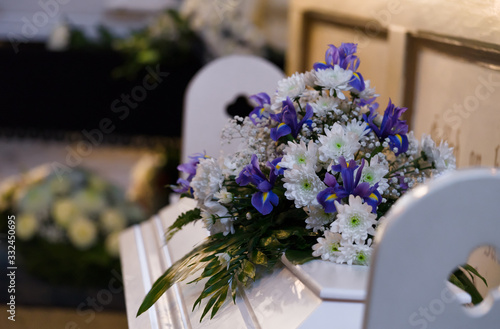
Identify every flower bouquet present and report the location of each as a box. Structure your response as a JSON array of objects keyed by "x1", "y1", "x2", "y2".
[
  {"x1": 0, "y1": 165, "x2": 144, "y2": 287},
  {"x1": 137, "y1": 43, "x2": 483, "y2": 320}
]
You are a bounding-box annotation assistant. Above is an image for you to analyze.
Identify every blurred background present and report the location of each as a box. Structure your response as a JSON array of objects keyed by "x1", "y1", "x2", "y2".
[
  {"x1": 0, "y1": 0, "x2": 287, "y2": 328},
  {"x1": 1, "y1": 0, "x2": 500, "y2": 328}
]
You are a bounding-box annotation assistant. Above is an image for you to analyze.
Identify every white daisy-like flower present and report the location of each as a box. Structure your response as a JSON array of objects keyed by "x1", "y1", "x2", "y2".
[
  {"x1": 100, "y1": 208, "x2": 126, "y2": 234},
  {"x1": 358, "y1": 154, "x2": 389, "y2": 194},
  {"x1": 73, "y1": 188, "x2": 106, "y2": 213},
  {"x1": 280, "y1": 140, "x2": 319, "y2": 171},
  {"x1": 345, "y1": 118, "x2": 369, "y2": 140},
  {"x1": 272, "y1": 72, "x2": 306, "y2": 110},
  {"x1": 357, "y1": 80, "x2": 379, "y2": 101},
  {"x1": 312, "y1": 231, "x2": 342, "y2": 262},
  {"x1": 434, "y1": 141, "x2": 456, "y2": 172},
  {"x1": 191, "y1": 157, "x2": 224, "y2": 206},
  {"x1": 314, "y1": 66, "x2": 353, "y2": 99},
  {"x1": 68, "y1": 216, "x2": 97, "y2": 250},
  {"x1": 16, "y1": 213, "x2": 39, "y2": 240},
  {"x1": 105, "y1": 231, "x2": 121, "y2": 257},
  {"x1": 283, "y1": 164, "x2": 326, "y2": 208},
  {"x1": 310, "y1": 95, "x2": 340, "y2": 117},
  {"x1": 215, "y1": 252, "x2": 231, "y2": 270},
  {"x1": 303, "y1": 69, "x2": 317, "y2": 87},
  {"x1": 201, "y1": 200, "x2": 233, "y2": 236},
  {"x1": 305, "y1": 204, "x2": 336, "y2": 232},
  {"x1": 331, "y1": 195, "x2": 377, "y2": 244},
  {"x1": 52, "y1": 198, "x2": 80, "y2": 228},
  {"x1": 214, "y1": 188, "x2": 232, "y2": 204},
  {"x1": 421, "y1": 134, "x2": 456, "y2": 173},
  {"x1": 318, "y1": 123, "x2": 360, "y2": 163},
  {"x1": 337, "y1": 239, "x2": 373, "y2": 265}
]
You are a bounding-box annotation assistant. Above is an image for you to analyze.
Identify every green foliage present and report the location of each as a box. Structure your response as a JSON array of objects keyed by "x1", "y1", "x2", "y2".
[
  {"x1": 137, "y1": 196, "x2": 321, "y2": 321},
  {"x1": 449, "y1": 264, "x2": 488, "y2": 305},
  {"x1": 165, "y1": 208, "x2": 201, "y2": 241}
]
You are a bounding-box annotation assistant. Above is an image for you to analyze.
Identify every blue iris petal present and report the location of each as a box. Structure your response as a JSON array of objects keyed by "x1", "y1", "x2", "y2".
[
  {"x1": 252, "y1": 191, "x2": 279, "y2": 215},
  {"x1": 317, "y1": 188, "x2": 339, "y2": 213}
]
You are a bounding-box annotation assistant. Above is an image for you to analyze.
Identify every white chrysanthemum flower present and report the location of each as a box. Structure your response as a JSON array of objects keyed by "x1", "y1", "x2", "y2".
[
  {"x1": 337, "y1": 240, "x2": 373, "y2": 266},
  {"x1": 52, "y1": 198, "x2": 80, "y2": 228},
  {"x1": 357, "y1": 80, "x2": 379, "y2": 101},
  {"x1": 300, "y1": 89, "x2": 320, "y2": 104},
  {"x1": 435, "y1": 141, "x2": 456, "y2": 172},
  {"x1": 312, "y1": 231, "x2": 342, "y2": 262},
  {"x1": 68, "y1": 216, "x2": 97, "y2": 250},
  {"x1": 318, "y1": 123, "x2": 360, "y2": 163},
  {"x1": 280, "y1": 140, "x2": 319, "y2": 171},
  {"x1": 283, "y1": 164, "x2": 326, "y2": 208},
  {"x1": 303, "y1": 69, "x2": 317, "y2": 87},
  {"x1": 74, "y1": 189, "x2": 106, "y2": 213},
  {"x1": 214, "y1": 188, "x2": 232, "y2": 204},
  {"x1": 331, "y1": 195, "x2": 377, "y2": 244},
  {"x1": 421, "y1": 134, "x2": 456, "y2": 173},
  {"x1": 105, "y1": 231, "x2": 121, "y2": 257},
  {"x1": 358, "y1": 154, "x2": 389, "y2": 194},
  {"x1": 305, "y1": 204, "x2": 336, "y2": 232},
  {"x1": 201, "y1": 200, "x2": 233, "y2": 236},
  {"x1": 215, "y1": 252, "x2": 231, "y2": 270},
  {"x1": 100, "y1": 208, "x2": 126, "y2": 234},
  {"x1": 17, "y1": 213, "x2": 39, "y2": 240},
  {"x1": 310, "y1": 95, "x2": 340, "y2": 117},
  {"x1": 314, "y1": 66, "x2": 353, "y2": 99},
  {"x1": 191, "y1": 158, "x2": 224, "y2": 206},
  {"x1": 346, "y1": 119, "x2": 369, "y2": 140},
  {"x1": 272, "y1": 72, "x2": 306, "y2": 109}
]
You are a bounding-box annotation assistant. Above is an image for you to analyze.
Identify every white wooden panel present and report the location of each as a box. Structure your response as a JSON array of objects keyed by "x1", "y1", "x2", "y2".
[{"x1": 182, "y1": 55, "x2": 284, "y2": 164}]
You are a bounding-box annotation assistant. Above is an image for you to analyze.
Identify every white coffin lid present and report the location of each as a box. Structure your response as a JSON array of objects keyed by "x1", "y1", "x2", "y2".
[{"x1": 119, "y1": 197, "x2": 470, "y2": 329}]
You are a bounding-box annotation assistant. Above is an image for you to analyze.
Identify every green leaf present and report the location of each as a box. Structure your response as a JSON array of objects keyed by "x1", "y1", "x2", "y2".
[
  {"x1": 272, "y1": 230, "x2": 292, "y2": 240},
  {"x1": 165, "y1": 208, "x2": 201, "y2": 241},
  {"x1": 210, "y1": 286, "x2": 229, "y2": 319},
  {"x1": 243, "y1": 261, "x2": 256, "y2": 281},
  {"x1": 260, "y1": 236, "x2": 282, "y2": 248},
  {"x1": 463, "y1": 264, "x2": 488, "y2": 287},
  {"x1": 451, "y1": 268, "x2": 483, "y2": 305},
  {"x1": 137, "y1": 243, "x2": 206, "y2": 316},
  {"x1": 251, "y1": 250, "x2": 268, "y2": 265},
  {"x1": 275, "y1": 207, "x2": 307, "y2": 224},
  {"x1": 285, "y1": 249, "x2": 316, "y2": 265},
  {"x1": 200, "y1": 290, "x2": 221, "y2": 321}
]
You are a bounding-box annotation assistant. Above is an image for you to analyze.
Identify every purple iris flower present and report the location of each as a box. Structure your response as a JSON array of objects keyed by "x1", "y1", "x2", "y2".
[
  {"x1": 172, "y1": 152, "x2": 206, "y2": 193},
  {"x1": 313, "y1": 43, "x2": 365, "y2": 92},
  {"x1": 270, "y1": 97, "x2": 313, "y2": 141},
  {"x1": 317, "y1": 157, "x2": 381, "y2": 213},
  {"x1": 249, "y1": 92, "x2": 271, "y2": 124},
  {"x1": 236, "y1": 155, "x2": 282, "y2": 215},
  {"x1": 316, "y1": 173, "x2": 341, "y2": 213},
  {"x1": 364, "y1": 99, "x2": 409, "y2": 155},
  {"x1": 313, "y1": 43, "x2": 360, "y2": 71}
]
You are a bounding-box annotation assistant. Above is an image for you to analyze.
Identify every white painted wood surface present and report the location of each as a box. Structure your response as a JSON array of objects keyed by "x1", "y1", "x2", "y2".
[
  {"x1": 364, "y1": 168, "x2": 500, "y2": 329},
  {"x1": 119, "y1": 171, "x2": 484, "y2": 329},
  {"x1": 119, "y1": 197, "x2": 366, "y2": 329},
  {"x1": 182, "y1": 55, "x2": 284, "y2": 164}
]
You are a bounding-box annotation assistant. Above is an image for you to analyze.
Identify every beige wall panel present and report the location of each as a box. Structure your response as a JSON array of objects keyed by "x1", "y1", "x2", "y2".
[{"x1": 410, "y1": 46, "x2": 500, "y2": 168}]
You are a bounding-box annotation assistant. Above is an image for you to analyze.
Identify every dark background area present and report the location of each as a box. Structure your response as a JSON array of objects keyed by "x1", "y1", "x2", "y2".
[{"x1": 0, "y1": 42, "x2": 202, "y2": 143}]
